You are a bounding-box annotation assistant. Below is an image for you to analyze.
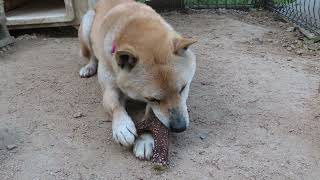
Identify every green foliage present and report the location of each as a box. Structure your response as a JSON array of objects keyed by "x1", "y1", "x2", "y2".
[
  {"x1": 186, "y1": 0, "x2": 254, "y2": 5},
  {"x1": 185, "y1": 0, "x2": 296, "y2": 5},
  {"x1": 272, "y1": 0, "x2": 296, "y2": 5}
]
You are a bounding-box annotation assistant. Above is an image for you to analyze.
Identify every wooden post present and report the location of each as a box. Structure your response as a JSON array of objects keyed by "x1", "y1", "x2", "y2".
[{"x1": 0, "y1": 0, "x2": 15, "y2": 48}]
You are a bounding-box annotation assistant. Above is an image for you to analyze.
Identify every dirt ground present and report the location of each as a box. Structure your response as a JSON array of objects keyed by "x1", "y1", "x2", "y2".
[{"x1": 1, "y1": 10, "x2": 320, "y2": 180}]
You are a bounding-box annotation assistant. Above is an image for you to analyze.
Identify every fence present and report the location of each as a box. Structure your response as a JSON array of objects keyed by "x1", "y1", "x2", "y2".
[
  {"x1": 266, "y1": 0, "x2": 320, "y2": 36},
  {"x1": 184, "y1": 0, "x2": 260, "y2": 9},
  {"x1": 183, "y1": 0, "x2": 320, "y2": 36}
]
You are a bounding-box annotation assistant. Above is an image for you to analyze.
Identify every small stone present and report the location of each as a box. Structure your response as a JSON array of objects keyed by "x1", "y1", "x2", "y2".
[
  {"x1": 289, "y1": 129, "x2": 294, "y2": 133},
  {"x1": 73, "y1": 112, "x2": 84, "y2": 118},
  {"x1": 296, "y1": 40, "x2": 303, "y2": 44},
  {"x1": 287, "y1": 58, "x2": 293, "y2": 61},
  {"x1": 286, "y1": 47, "x2": 293, "y2": 51},
  {"x1": 267, "y1": 31, "x2": 273, "y2": 34},
  {"x1": 6, "y1": 144, "x2": 17, "y2": 150},
  {"x1": 286, "y1": 27, "x2": 295, "y2": 32},
  {"x1": 266, "y1": 39, "x2": 273, "y2": 43},
  {"x1": 287, "y1": 160, "x2": 291, "y2": 164},
  {"x1": 250, "y1": 8, "x2": 257, "y2": 12},
  {"x1": 307, "y1": 44, "x2": 318, "y2": 51},
  {"x1": 253, "y1": 38, "x2": 263, "y2": 45},
  {"x1": 17, "y1": 34, "x2": 37, "y2": 40},
  {"x1": 199, "y1": 132, "x2": 208, "y2": 140},
  {"x1": 295, "y1": 50, "x2": 303, "y2": 55},
  {"x1": 279, "y1": 22, "x2": 286, "y2": 28}
]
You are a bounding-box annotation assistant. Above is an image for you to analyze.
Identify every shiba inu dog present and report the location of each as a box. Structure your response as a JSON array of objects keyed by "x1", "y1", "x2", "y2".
[{"x1": 78, "y1": 0, "x2": 196, "y2": 160}]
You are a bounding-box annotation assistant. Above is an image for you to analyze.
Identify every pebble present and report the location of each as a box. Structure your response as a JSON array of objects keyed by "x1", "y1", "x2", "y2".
[
  {"x1": 199, "y1": 132, "x2": 208, "y2": 140},
  {"x1": 287, "y1": 57, "x2": 293, "y2": 61},
  {"x1": 54, "y1": 39, "x2": 61, "y2": 43},
  {"x1": 17, "y1": 34, "x2": 37, "y2": 40},
  {"x1": 267, "y1": 30, "x2": 274, "y2": 34},
  {"x1": 73, "y1": 112, "x2": 84, "y2": 118},
  {"x1": 266, "y1": 39, "x2": 273, "y2": 43},
  {"x1": 295, "y1": 50, "x2": 303, "y2": 55},
  {"x1": 286, "y1": 27, "x2": 295, "y2": 32},
  {"x1": 252, "y1": 38, "x2": 263, "y2": 45},
  {"x1": 286, "y1": 47, "x2": 293, "y2": 51},
  {"x1": 6, "y1": 144, "x2": 17, "y2": 150}
]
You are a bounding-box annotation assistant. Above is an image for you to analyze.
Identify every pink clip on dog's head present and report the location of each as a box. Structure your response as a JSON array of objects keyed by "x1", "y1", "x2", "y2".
[{"x1": 111, "y1": 42, "x2": 116, "y2": 54}]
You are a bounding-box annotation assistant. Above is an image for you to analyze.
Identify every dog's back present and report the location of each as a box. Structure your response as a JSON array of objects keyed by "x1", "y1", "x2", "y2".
[{"x1": 79, "y1": 0, "x2": 134, "y2": 59}]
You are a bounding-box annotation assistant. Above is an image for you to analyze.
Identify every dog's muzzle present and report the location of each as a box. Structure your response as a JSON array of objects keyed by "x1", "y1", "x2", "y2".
[{"x1": 169, "y1": 108, "x2": 187, "y2": 133}]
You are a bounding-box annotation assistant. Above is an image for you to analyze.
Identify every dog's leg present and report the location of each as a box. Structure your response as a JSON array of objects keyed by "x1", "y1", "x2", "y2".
[
  {"x1": 78, "y1": 9, "x2": 96, "y2": 78},
  {"x1": 102, "y1": 88, "x2": 137, "y2": 146},
  {"x1": 133, "y1": 133, "x2": 154, "y2": 160},
  {"x1": 79, "y1": 56, "x2": 98, "y2": 78},
  {"x1": 133, "y1": 105, "x2": 155, "y2": 160}
]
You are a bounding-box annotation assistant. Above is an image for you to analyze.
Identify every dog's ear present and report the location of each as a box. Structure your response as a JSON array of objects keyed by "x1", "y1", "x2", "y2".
[
  {"x1": 173, "y1": 37, "x2": 197, "y2": 54},
  {"x1": 115, "y1": 50, "x2": 138, "y2": 71}
]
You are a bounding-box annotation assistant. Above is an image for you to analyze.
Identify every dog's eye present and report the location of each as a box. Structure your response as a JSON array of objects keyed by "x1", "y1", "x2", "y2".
[
  {"x1": 179, "y1": 84, "x2": 187, "y2": 94},
  {"x1": 145, "y1": 97, "x2": 160, "y2": 103}
]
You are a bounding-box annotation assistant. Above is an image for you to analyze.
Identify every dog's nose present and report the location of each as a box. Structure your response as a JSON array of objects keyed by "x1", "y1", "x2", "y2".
[{"x1": 170, "y1": 119, "x2": 186, "y2": 133}]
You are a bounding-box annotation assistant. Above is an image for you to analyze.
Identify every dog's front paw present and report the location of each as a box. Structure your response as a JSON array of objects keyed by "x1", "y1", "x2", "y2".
[
  {"x1": 133, "y1": 133, "x2": 154, "y2": 160},
  {"x1": 112, "y1": 113, "x2": 137, "y2": 146},
  {"x1": 79, "y1": 63, "x2": 97, "y2": 78}
]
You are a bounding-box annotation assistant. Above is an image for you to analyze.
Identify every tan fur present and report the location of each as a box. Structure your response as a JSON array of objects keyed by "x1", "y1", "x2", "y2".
[
  {"x1": 79, "y1": 26, "x2": 91, "y2": 58},
  {"x1": 78, "y1": 0, "x2": 196, "y2": 151}
]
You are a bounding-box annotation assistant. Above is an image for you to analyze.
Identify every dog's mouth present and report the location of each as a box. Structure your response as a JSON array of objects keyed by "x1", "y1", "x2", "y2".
[
  {"x1": 152, "y1": 107, "x2": 189, "y2": 133},
  {"x1": 170, "y1": 126, "x2": 187, "y2": 133},
  {"x1": 169, "y1": 119, "x2": 187, "y2": 133}
]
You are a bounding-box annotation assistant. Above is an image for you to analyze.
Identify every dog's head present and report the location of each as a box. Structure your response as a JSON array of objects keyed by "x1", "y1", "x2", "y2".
[{"x1": 113, "y1": 21, "x2": 196, "y2": 132}]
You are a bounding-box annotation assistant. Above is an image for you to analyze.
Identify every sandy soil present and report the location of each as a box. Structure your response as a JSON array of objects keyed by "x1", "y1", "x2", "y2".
[{"x1": 1, "y1": 10, "x2": 320, "y2": 180}]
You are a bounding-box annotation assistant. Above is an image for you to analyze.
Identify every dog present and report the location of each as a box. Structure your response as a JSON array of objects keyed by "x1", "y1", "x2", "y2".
[{"x1": 78, "y1": 0, "x2": 196, "y2": 160}]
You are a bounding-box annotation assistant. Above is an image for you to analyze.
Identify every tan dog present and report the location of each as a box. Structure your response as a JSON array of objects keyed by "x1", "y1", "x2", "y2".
[{"x1": 78, "y1": 0, "x2": 196, "y2": 160}]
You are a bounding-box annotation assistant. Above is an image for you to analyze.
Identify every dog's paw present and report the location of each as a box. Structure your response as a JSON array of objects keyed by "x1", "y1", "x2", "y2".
[
  {"x1": 79, "y1": 63, "x2": 97, "y2": 78},
  {"x1": 112, "y1": 113, "x2": 137, "y2": 147},
  {"x1": 133, "y1": 133, "x2": 154, "y2": 160}
]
